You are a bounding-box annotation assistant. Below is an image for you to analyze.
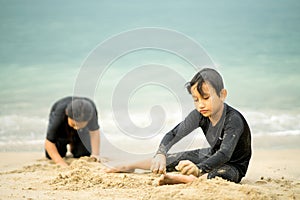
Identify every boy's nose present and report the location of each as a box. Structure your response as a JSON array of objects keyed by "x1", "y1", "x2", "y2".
[{"x1": 197, "y1": 100, "x2": 205, "y2": 108}]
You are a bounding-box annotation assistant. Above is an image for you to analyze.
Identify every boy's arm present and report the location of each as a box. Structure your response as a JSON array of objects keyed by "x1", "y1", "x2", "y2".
[
  {"x1": 45, "y1": 105, "x2": 68, "y2": 166},
  {"x1": 45, "y1": 139, "x2": 68, "y2": 166},
  {"x1": 151, "y1": 110, "x2": 200, "y2": 174},
  {"x1": 89, "y1": 129, "x2": 100, "y2": 161},
  {"x1": 156, "y1": 109, "x2": 201, "y2": 156}
]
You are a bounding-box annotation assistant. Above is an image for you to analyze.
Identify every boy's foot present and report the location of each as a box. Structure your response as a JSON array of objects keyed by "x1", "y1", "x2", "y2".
[
  {"x1": 104, "y1": 165, "x2": 134, "y2": 173},
  {"x1": 158, "y1": 173, "x2": 197, "y2": 185}
]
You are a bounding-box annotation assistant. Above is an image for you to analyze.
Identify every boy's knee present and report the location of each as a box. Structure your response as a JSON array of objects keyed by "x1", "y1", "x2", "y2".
[
  {"x1": 207, "y1": 165, "x2": 241, "y2": 183},
  {"x1": 71, "y1": 144, "x2": 90, "y2": 158},
  {"x1": 72, "y1": 150, "x2": 90, "y2": 158}
]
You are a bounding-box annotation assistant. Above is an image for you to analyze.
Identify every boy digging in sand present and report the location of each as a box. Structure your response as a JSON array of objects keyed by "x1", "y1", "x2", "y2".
[
  {"x1": 45, "y1": 97, "x2": 101, "y2": 167},
  {"x1": 106, "y1": 68, "x2": 252, "y2": 185}
]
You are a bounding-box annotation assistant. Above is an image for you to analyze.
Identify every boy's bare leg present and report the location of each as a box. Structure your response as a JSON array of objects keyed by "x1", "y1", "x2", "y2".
[
  {"x1": 158, "y1": 173, "x2": 197, "y2": 185},
  {"x1": 105, "y1": 158, "x2": 152, "y2": 173}
]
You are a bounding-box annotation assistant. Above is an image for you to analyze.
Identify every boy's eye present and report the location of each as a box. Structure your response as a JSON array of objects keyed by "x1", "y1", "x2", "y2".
[{"x1": 203, "y1": 96, "x2": 210, "y2": 100}]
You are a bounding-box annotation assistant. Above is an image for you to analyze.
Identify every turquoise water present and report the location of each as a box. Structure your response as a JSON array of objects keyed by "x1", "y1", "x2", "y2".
[{"x1": 0, "y1": 0, "x2": 299, "y2": 151}]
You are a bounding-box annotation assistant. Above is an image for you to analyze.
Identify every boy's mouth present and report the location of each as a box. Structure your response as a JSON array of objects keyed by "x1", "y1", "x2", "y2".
[{"x1": 200, "y1": 110, "x2": 208, "y2": 114}]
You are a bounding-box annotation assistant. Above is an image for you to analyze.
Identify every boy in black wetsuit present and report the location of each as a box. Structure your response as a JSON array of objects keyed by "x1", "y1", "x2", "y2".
[
  {"x1": 45, "y1": 97, "x2": 100, "y2": 167},
  {"x1": 106, "y1": 68, "x2": 252, "y2": 184}
]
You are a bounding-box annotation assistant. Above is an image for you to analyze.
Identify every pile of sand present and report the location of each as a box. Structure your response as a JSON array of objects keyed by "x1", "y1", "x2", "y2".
[{"x1": 49, "y1": 157, "x2": 155, "y2": 191}]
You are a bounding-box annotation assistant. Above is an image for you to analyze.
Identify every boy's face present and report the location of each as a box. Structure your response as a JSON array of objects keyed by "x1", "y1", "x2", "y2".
[
  {"x1": 191, "y1": 82, "x2": 226, "y2": 118},
  {"x1": 67, "y1": 118, "x2": 88, "y2": 130}
]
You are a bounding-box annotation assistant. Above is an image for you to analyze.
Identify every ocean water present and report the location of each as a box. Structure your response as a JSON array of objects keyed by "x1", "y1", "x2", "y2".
[{"x1": 0, "y1": 0, "x2": 300, "y2": 153}]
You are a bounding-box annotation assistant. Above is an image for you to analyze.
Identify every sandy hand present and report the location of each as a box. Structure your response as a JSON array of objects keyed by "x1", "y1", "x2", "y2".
[
  {"x1": 175, "y1": 160, "x2": 202, "y2": 177},
  {"x1": 150, "y1": 154, "x2": 166, "y2": 174}
]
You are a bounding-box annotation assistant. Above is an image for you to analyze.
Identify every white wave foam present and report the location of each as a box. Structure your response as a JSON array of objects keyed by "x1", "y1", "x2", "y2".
[
  {"x1": 0, "y1": 115, "x2": 47, "y2": 141},
  {"x1": 242, "y1": 110, "x2": 300, "y2": 136},
  {"x1": 0, "y1": 109, "x2": 299, "y2": 151}
]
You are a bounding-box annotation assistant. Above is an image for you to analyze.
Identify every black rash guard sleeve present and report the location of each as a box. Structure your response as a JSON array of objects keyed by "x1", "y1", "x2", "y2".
[
  {"x1": 46, "y1": 103, "x2": 66, "y2": 143},
  {"x1": 156, "y1": 109, "x2": 201, "y2": 156}
]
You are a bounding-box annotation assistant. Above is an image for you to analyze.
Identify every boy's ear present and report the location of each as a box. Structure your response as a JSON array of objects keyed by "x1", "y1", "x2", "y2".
[{"x1": 220, "y1": 89, "x2": 227, "y2": 101}]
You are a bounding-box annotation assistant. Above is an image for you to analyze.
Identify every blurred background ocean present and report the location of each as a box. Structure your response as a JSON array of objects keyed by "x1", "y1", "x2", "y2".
[{"x1": 0, "y1": 0, "x2": 299, "y2": 153}]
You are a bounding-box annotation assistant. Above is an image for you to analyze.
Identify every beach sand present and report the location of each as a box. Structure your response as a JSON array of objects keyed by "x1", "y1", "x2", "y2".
[{"x1": 0, "y1": 137, "x2": 300, "y2": 200}]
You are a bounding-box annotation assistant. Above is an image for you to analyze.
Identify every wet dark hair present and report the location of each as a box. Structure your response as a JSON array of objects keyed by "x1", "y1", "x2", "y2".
[
  {"x1": 186, "y1": 68, "x2": 224, "y2": 97},
  {"x1": 66, "y1": 99, "x2": 94, "y2": 122}
]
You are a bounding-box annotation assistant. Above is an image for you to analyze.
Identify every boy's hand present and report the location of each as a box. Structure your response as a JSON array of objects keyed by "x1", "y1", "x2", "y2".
[
  {"x1": 175, "y1": 160, "x2": 202, "y2": 177},
  {"x1": 90, "y1": 154, "x2": 100, "y2": 162},
  {"x1": 150, "y1": 154, "x2": 166, "y2": 174},
  {"x1": 57, "y1": 160, "x2": 68, "y2": 167}
]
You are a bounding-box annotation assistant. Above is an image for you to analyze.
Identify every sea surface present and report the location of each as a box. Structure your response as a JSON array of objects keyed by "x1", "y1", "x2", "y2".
[{"x1": 0, "y1": 0, "x2": 299, "y2": 153}]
